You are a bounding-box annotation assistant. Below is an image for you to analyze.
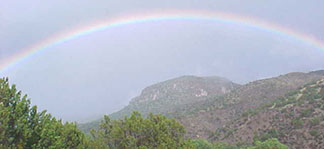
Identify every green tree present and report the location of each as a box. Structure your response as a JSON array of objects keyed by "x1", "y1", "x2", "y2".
[
  {"x1": 90, "y1": 111, "x2": 193, "y2": 149},
  {"x1": 0, "y1": 78, "x2": 86, "y2": 148}
]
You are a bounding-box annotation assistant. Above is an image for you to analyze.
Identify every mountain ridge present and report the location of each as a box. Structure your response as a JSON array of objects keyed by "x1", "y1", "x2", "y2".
[
  {"x1": 79, "y1": 70, "x2": 324, "y2": 148},
  {"x1": 179, "y1": 71, "x2": 324, "y2": 139},
  {"x1": 110, "y1": 75, "x2": 240, "y2": 119},
  {"x1": 213, "y1": 78, "x2": 324, "y2": 148}
]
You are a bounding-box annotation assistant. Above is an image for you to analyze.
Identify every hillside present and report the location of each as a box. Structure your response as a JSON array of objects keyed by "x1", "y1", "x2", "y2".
[
  {"x1": 178, "y1": 71, "x2": 324, "y2": 139},
  {"x1": 79, "y1": 70, "x2": 324, "y2": 147},
  {"x1": 214, "y1": 78, "x2": 324, "y2": 148},
  {"x1": 79, "y1": 75, "x2": 239, "y2": 132},
  {"x1": 109, "y1": 75, "x2": 240, "y2": 119}
]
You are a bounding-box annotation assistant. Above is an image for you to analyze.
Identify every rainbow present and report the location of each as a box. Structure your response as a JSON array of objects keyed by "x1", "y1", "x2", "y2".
[{"x1": 1, "y1": 10, "x2": 323, "y2": 74}]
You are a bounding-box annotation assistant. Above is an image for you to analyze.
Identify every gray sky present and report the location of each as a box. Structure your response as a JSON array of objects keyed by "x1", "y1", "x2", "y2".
[{"x1": 1, "y1": 0, "x2": 323, "y2": 121}]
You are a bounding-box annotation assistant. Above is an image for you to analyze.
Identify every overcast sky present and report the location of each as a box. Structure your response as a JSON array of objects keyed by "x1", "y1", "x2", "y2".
[{"x1": 1, "y1": 0, "x2": 323, "y2": 121}]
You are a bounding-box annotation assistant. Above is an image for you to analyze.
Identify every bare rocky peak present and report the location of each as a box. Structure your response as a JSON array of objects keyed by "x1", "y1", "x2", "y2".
[
  {"x1": 108, "y1": 75, "x2": 240, "y2": 120},
  {"x1": 130, "y1": 75, "x2": 240, "y2": 105}
]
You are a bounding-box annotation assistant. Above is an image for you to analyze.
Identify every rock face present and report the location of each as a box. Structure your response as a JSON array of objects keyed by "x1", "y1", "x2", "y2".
[
  {"x1": 110, "y1": 75, "x2": 240, "y2": 119},
  {"x1": 131, "y1": 76, "x2": 238, "y2": 104}
]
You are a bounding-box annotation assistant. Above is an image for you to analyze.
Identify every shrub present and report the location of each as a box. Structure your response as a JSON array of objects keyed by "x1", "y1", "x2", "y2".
[
  {"x1": 309, "y1": 130, "x2": 319, "y2": 137},
  {"x1": 249, "y1": 138, "x2": 288, "y2": 149},
  {"x1": 310, "y1": 117, "x2": 320, "y2": 126},
  {"x1": 291, "y1": 119, "x2": 304, "y2": 127},
  {"x1": 213, "y1": 142, "x2": 237, "y2": 149},
  {"x1": 300, "y1": 108, "x2": 313, "y2": 117},
  {"x1": 192, "y1": 139, "x2": 213, "y2": 149}
]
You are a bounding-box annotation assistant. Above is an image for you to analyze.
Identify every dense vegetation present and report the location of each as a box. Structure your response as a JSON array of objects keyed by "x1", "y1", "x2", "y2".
[
  {"x1": 89, "y1": 112, "x2": 193, "y2": 148},
  {"x1": 0, "y1": 77, "x2": 290, "y2": 148},
  {"x1": 0, "y1": 78, "x2": 86, "y2": 148}
]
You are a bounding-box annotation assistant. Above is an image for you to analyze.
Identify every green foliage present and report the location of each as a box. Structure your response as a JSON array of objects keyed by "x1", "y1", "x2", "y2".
[
  {"x1": 0, "y1": 78, "x2": 86, "y2": 148},
  {"x1": 90, "y1": 111, "x2": 194, "y2": 149},
  {"x1": 300, "y1": 90, "x2": 322, "y2": 102},
  {"x1": 242, "y1": 109, "x2": 258, "y2": 117},
  {"x1": 253, "y1": 129, "x2": 282, "y2": 142},
  {"x1": 310, "y1": 117, "x2": 320, "y2": 126},
  {"x1": 300, "y1": 108, "x2": 313, "y2": 117},
  {"x1": 248, "y1": 138, "x2": 288, "y2": 149},
  {"x1": 192, "y1": 139, "x2": 213, "y2": 149},
  {"x1": 291, "y1": 119, "x2": 304, "y2": 127},
  {"x1": 309, "y1": 130, "x2": 319, "y2": 137},
  {"x1": 212, "y1": 138, "x2": 288, "y2": 149},
  {"x1": 213, "y1": 142, "x2": 238, "y2": 149}
]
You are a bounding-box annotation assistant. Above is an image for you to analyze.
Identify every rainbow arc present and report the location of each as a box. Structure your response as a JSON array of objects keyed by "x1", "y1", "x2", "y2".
[{"x1": 1, "y1": 10, "x2": 323, "y2": 74}]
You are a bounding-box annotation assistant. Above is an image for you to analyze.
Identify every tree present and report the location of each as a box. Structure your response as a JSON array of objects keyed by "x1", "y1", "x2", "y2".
[
  {"x1": 0, "y1": 78, "x2": 86, "y2": 148},
  {"x1": 90, "y1": 111, "x2": 194, "y2": 149}
]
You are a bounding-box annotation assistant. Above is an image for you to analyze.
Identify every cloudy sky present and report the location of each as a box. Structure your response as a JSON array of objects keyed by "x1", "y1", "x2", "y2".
[{"x1": 1, "y1": 0, "x2": 323, "y2": 121}]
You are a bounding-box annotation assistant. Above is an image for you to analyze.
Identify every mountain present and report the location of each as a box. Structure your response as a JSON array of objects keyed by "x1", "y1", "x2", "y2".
[
  {"x1": 110, "y1": 75, "x2": 240, "y2": 119},
  {"x1": 214, "y1": 78, "x2": 324, "y2": 148},
  {"x1": 178, "y1": 71, "x2": 324, "y2": 139},
  {"x1": 79, "y1": 70, "x2": 324, "y2": 148},
  {"x1": 79, "y1": 75, "x2": 239, "y2": 133}
]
